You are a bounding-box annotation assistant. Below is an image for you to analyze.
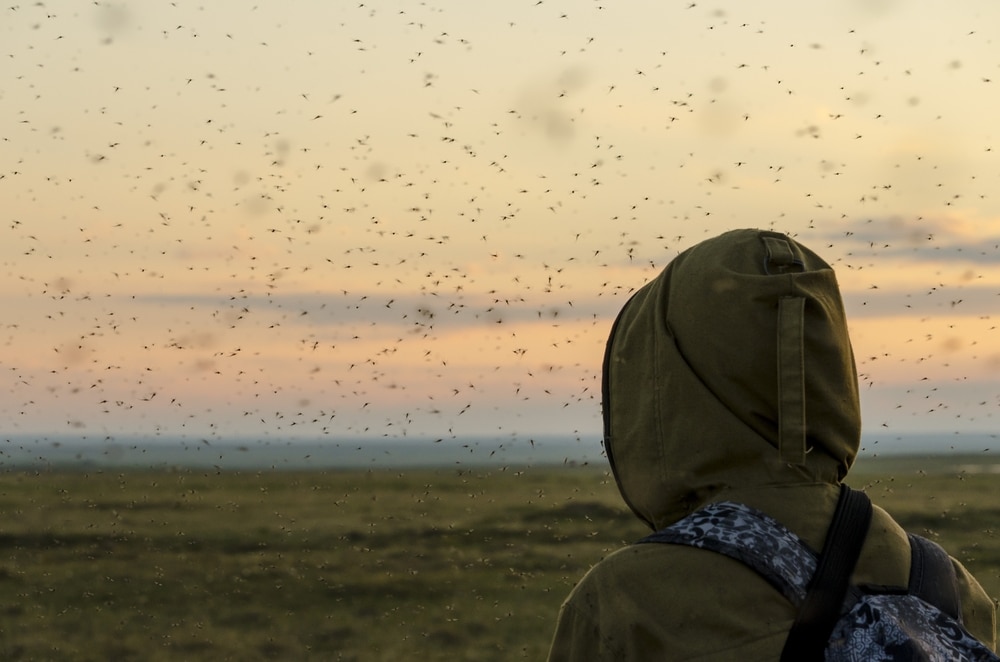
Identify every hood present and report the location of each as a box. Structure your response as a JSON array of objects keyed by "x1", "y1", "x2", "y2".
[{"x1": 603, "y1": 229, "x2": 860, "y2": 531}]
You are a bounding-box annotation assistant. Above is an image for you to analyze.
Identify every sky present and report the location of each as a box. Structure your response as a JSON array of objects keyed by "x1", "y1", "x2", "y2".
[{"x1": 4, "y1": 1, "x2": 1000, "y2": 453}]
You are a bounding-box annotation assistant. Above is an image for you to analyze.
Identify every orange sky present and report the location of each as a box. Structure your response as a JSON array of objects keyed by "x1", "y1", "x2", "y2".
[{"x1": 4, "y1": 1, "x2": 1000, "y2": 450}]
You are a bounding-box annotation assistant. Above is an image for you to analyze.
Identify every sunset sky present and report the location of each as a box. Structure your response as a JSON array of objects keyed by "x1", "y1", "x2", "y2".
[{"x1": 4, "y1": 1, "x2": 1000, "y2": 454}]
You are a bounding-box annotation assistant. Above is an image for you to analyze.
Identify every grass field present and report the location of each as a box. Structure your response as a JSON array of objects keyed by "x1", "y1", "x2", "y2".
[{"x1": 0, "y1": 455, "x2": 996, "y2": 660}]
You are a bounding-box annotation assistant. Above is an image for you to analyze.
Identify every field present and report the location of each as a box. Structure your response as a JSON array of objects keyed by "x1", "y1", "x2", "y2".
[{"x1": 0, "y1": 455, "x2": 996, "y2": 660}]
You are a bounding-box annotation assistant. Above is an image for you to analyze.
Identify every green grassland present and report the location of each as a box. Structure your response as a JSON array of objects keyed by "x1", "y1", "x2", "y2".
[{"x1": 0, "y1": 456, "x2": 996, "y2": 661}]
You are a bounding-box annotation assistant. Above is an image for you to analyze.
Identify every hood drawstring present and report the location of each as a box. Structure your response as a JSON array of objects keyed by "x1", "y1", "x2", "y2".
[{"x1": 764, "y1": 235, "x2": 808, "y2": 466}]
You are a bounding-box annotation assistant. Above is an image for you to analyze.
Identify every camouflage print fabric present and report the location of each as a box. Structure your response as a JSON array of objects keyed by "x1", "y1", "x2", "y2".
[
  {"x1": 828, "y1": 593, "x2": 999, "y2": 662},
  {"x1": 638, "y1": 501, "x2": 815, "y2": 605}
]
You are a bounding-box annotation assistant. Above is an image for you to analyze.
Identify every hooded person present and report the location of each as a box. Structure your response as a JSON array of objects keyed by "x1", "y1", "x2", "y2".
[{"x1": 546, "y1": 229, "x2": 997, "y2": 661}]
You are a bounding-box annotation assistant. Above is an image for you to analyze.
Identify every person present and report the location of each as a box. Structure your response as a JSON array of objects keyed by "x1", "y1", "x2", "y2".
[{"x1": 546, "y1": 229, "x2": 997, "y2": 660}]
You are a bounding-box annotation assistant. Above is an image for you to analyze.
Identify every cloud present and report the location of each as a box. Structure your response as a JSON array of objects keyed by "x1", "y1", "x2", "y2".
[
  {"x1": 126, "y1": 288, "x2": 629, "y2": 332},
  {"x1": 807, "y1": 214, "x2": 1000, "y2": 265},
  {"x1": 842, "y1": 282, "x2": 1000, "y2": 318}
]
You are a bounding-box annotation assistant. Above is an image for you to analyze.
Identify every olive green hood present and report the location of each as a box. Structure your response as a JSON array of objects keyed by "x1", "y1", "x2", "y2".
[{"x1": 603, "y1": 229, "x2": 861, "y2": 531}]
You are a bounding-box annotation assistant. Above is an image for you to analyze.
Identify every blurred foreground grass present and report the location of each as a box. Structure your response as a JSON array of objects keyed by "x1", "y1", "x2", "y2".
[{"x1": 0, "y1": 455, "x2": 996, "y2": 661}]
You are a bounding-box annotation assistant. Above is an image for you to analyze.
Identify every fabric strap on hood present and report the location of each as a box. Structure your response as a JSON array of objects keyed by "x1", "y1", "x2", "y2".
[
  {"x1": 778, "y1": 296, "x2": 806, "y2": 466},
  {"x1": 765, "y1": 236, "x2": 807, "y2": 466}
]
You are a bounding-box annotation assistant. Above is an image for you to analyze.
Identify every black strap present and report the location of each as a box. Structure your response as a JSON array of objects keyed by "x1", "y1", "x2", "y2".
[
  {"x1": 781, "y1": 484, "x2": 873, "y2": 662},
  {"x1": 908, "y1": 533, "x2": 962, "y2": 622}
]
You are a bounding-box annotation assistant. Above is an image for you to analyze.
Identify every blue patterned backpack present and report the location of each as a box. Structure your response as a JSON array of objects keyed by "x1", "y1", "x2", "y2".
[{"x1": 639, "y1": 485, "x2": 998, "y2": 661}]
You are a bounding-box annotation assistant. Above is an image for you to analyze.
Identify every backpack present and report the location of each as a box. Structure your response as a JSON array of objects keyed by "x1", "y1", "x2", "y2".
[{"x1": 638, "y1": 485, "x2": 998, "y2": 661}]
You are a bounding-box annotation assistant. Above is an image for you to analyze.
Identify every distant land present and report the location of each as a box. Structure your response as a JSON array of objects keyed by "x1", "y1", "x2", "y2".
[{"x1": 0, "y1": 432, "x2": 997, "y2": 472}]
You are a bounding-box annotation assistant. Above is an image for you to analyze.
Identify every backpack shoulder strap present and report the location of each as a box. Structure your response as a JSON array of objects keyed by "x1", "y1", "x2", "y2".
[
  {"x1": 637, "y1": 500, "x2": 816, "y2": 606},
  {"x1": 907, "y1": 533, "x2": 962, "y2": 622},
  {"x1": 781, "y1": 484, "x2": 872, "y2": 662}
]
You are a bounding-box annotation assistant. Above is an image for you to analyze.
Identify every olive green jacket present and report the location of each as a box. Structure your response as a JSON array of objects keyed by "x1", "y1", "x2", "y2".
[{"x1": 547, "y1": 230, "x2": 997, "y2": 661}]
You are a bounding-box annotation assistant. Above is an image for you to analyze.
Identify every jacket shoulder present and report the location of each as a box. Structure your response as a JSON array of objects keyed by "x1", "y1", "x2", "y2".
[{"x1": 548, "y1": 543, "x2": 795, "y2": 661}]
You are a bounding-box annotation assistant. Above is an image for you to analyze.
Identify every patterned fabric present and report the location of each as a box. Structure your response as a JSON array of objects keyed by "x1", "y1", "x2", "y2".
[
  {"x1": 828, "y1": 594, "x2": 998, "y2": 662},
  {"x1": 639, "y1": 502, "x2": 999, "y2": 662},
  {"x1": 638, "y1": 501, "x2": 816, "y2": 605}
]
